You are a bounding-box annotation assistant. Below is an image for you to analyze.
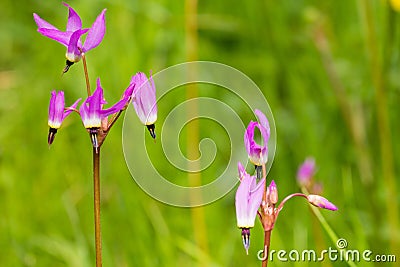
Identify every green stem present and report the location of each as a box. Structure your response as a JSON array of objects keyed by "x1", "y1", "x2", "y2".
[
  {"x1": 93, "y1": 148, "x2": 102, "y2": 267},
  {"x1": 302, "y1": 187, "x2": 357, "y2": 267}
]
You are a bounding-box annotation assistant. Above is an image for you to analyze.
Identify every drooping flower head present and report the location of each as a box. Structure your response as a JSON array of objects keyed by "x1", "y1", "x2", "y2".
[
  {"x1": 297, "y1": 157, "x2": 316, "y2": 186},
  {"x1": 79, "y1": 78, "x2": 134, "y2": 150},
  {"x1": 33, "y1": 3, "x2": 106, "y2": 71},
  {"x1": 235, "y1": 162, "x2": 266, "y2": 254},
  {"x1": 48, "y1": 90, "x2": 80, "y2": 145},
  {"x1": 244, "y1": 109, "x2": 270, "y2": 166},
  {"x1": 131, "y1": 72, "x2": 158, "y2": 139}
]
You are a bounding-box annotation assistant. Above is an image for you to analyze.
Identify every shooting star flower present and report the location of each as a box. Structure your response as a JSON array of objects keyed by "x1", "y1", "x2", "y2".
[
  {"x1": 33, "y1": 3, "x2": 106, "y2": 72},
  {"x1": 131, "y1": 72, "x2": 157, "y2": 139},
  {"x1": 244, "y1": 109, "x2": 270, "y2": 166},
  {"x1": 48, "y1": 90, "x2": 80, "y2": 145},
  {"x1": 235, "y1": 162, "x2": 265, "y2": 254},
  {"x1": 79, "y1": 78, "x2": 134, "y2": 151}
]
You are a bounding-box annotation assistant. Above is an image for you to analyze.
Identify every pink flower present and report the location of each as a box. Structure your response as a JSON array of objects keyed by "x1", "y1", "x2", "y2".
[
  {"x1": 235, "y1": 162, "x2": 265, "y2": 253},
  {"x1": 33, "y1": 3, "x2": 106, "y2": 69},
  {"x1": 244, "y1": 109, "x2": 270, "y2": 166},
  {"x1": 131, "y1": 72, "x2": 158, "y2": 138},
  {"x1": 79, "y1": 78, "x2": 134, "y2": 149},
  {"x1": 47, "y1": 90, "x2": 80, "y2": 145},
  {"x1": 297, "y1": 157, "x2": 316, "y2": 186}
]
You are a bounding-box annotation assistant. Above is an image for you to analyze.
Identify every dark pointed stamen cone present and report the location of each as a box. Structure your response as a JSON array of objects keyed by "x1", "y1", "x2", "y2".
[
  {"x1": 89, "y1": 128, "x2": 99, "y2": 153},
  {"x1": 146, "y1": 124, "x2": 156, "y2": 139},
  {"x1": 48, "y1": 128, "x2": 58, "y2": 146},
  {"x1": 255, "y1": 165, "x2": 262, "y2": 181},
  {"x1": 62, "y1": 60, "x2": 74, "y2": 73},
  {"x1": 241, "y1": 228, "x2": 251, "y2": 255}
]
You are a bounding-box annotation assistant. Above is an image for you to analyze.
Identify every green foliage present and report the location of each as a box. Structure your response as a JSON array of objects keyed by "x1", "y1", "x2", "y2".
[{"x1": 0, "y1": 0, "x2": 399, "y2": 266}]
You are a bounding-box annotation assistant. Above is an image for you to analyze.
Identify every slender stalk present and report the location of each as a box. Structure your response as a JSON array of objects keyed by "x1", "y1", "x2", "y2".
[
  {"x1": 260, "y1": 163, "x2": 271, "y2": 267},
  {"x1": 82, "y1": 54, "x2": 91, "y2": 96},
  {"x1": 301, "y1": 187, "x2": 357, "y2": 267},
  {"x1": 261, "y1": 230, "x2": 271, "y2": 267},
  {"x1": 93, "y1": 147, "x2": 102, "y2": 267},
  {"x1": 276, "y1": 193, "x2": 308, "y2": 213}
]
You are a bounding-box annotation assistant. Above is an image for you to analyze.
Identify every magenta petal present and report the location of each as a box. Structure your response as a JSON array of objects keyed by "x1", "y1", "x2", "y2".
[
  {"x1": 248, "y1": 177, "x2": 265, "y2": 221},
  {"x1": 79, "y1": 81, "x2": 104, "y2": 128},
  {"x1": 63, "y1": 2, "x2": 82, "y2": 32},
  {"x1": 235, "y1": 174, "x2": 251, "y2": 227},
  {"x1": 102, "y1": 83, "x2": 134, "y2": 117},
  {"x1": 132, "y1": 72, "x2": 158, "y2": 125},
  {"x1": 254, "y1": 109, "x2": 270, "y2": 142},
  {"x1": 244, "y1": 121, "x2": 257, "y2": 155},
  {"x1": 235, "y1": 167, "x2": 264, "y2": 228},
  {"x1": 66, "y1": 29, "x2": 88, "y2": 62},
  {"x1": 33, "y1": 13, "x2": 58, "y2": 30},
  {"x1": 48, "y1": 90, "x2": 58, "y2": 126},
  {"x1": 54, "y1": 91, "x2": 65, "y2": 122},
  {"x1": 63, "y1": 98, "x2": 81, "y2": 119},
  {"x1": 48, "y1": 91, "x2": 65, "y2": 129},
  {"x1": 37, "y1": 28, "x2": 72, "y2": 47},
  {"x1": 89, "y1": 85, "x2": 103, "y2": 116},
  {"x1": 237, "y1": 162, "x2": 246, "y2": 181},
  {"x1": 83, "y1": 9, "x2": 106, "y2": 52},
  {"x1": 101, "y1": 99, "x2": 126, "y2": 117}
]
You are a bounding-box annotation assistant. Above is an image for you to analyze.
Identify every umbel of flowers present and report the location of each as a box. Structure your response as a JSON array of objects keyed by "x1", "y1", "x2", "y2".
[
  {"x1": 235, "y1": 109, "x2": 337, "y2": 264},
  {"x1": 34, "y1": 3, "x2": 157, "y2": 266}
]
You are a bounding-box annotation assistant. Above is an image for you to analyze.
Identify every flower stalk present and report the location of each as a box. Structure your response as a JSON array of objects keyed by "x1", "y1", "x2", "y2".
[
  {"x1": 82, "y1": 53, "x2": 91, "y2": 96},
  {"x1": 93, "y1": 147, "x2": 102, "y2": 267}
]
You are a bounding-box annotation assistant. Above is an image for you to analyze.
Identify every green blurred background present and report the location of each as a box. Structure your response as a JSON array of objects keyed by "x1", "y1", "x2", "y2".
[{"x1": 1, "y1": 0, "x2": 399, "y2": 266}]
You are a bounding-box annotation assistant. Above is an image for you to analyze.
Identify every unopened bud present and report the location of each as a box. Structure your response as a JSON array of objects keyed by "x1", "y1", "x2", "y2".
[
  {"x1": 267, "y1": 180, "x2": 278, "y2": 205},
  {"x1": 308, "y1": 194, "x2": 338, "y2": 211}
]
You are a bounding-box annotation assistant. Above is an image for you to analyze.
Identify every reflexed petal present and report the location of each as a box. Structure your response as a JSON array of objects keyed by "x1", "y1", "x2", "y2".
[
  {"x1": 254, "y1": 109, "x2": 270, "y2": 142},
  {"x1": 132, "y1": 72, "x2": 158, "y2": 125},
  {"x1": 235, "y1": 174, "x2": 251, "y2": 227},
  {"x1": 83, "y1": 9, "x2": 106, "y2": 52},
  {"x1": 244, "y1": 121, "x2": 257, "y2": 155},
  {"x1": 37, "y1": 28, "x2": 72, "y2": 47},
  {"x1": 48, "y1": 91, "x2": 65, "y2": 128},
  {"x1": 248, "y1": 177, "x2": 265, "y2": 223},
  {"x1": 33, "y1": 13, "x2": 58, "y2": 30},
  {"x1": 79, "y1": 83, "x2": 103, "y2": 128},
  {"x1": 66, "y1": 29, "x2": 88, "y2": 62},
  {"x1": 63, "y1": 2, "x2": 82, "y2": 32},
  {"x1": 48, "y1": 90, "x2": 56, "y2": 120},
  {"x1": 63, "y1": 98, "x2": 81, "y2": 119},
  {"x1": 54, "y1": 91, "x2": 65, "y2": 123},
  {"x1": 101, "y1": 83, "x2": 134, "y2": 117},
  {"x1": 89, "y1": 83, "x2": 103, "y2": 115},
  {"x1": 237, "y1": 162, "x2": 246, "y2": 181},
  {"x1": 235, "y1": 170, "x2": 262, "y2": 228},
  {"x1": 244, "y1": 111, "x2": 269, "y2": 165}
]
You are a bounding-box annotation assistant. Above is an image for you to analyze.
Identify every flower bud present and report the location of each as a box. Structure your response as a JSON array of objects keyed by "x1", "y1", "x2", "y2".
[
  {"x1": 308, "y1": 194, "x2": 338, "y2": 211},
  {"x1": 267, "y1": 180, "x2": 278, "y2": 205}
]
